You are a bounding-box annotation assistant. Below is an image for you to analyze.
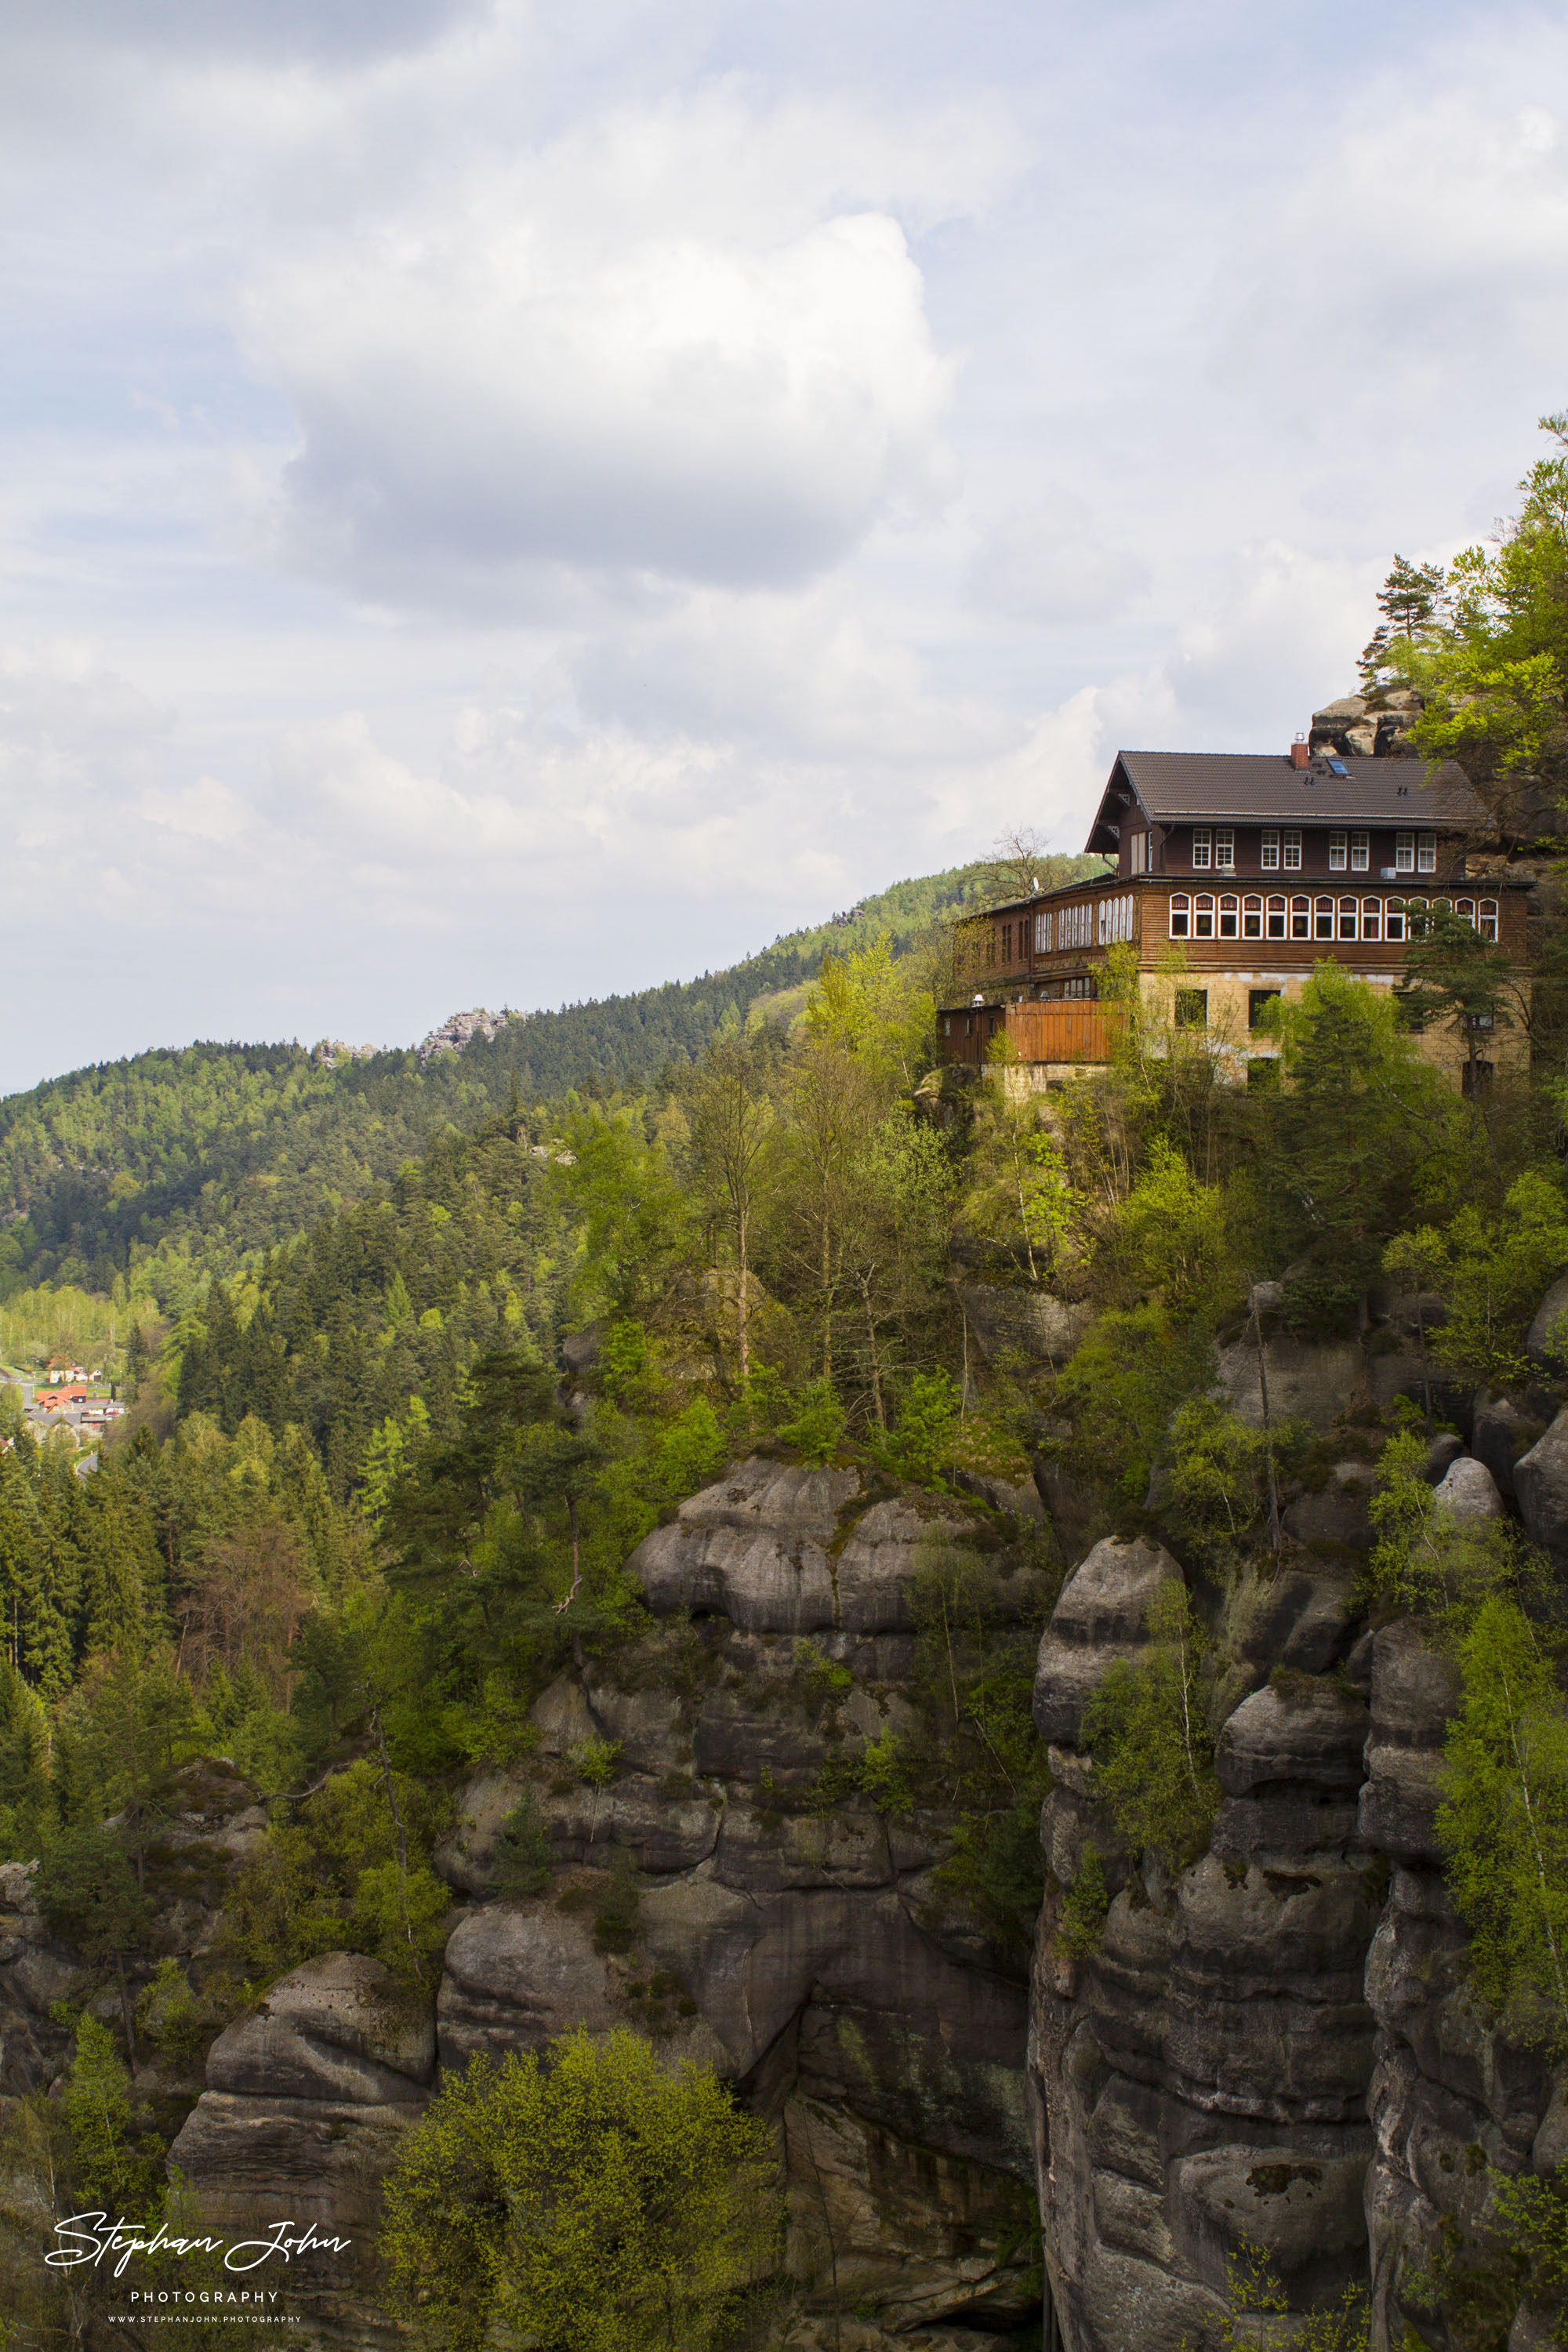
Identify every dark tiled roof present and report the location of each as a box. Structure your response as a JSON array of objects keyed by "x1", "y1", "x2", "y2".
[{"x1": 1109, "y1": 750, "x2": 1488, "y2": 828}]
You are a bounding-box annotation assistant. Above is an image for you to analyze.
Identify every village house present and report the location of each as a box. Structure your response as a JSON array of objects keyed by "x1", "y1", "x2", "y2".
[{"x1": 940, "y1": 733, "x2": 1528, "y2": 1091}]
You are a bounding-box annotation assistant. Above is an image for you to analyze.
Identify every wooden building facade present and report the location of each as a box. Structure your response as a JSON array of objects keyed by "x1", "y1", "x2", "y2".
[{"x1": 941, "y1": 745, "x2": 1529, "y2": 1087}]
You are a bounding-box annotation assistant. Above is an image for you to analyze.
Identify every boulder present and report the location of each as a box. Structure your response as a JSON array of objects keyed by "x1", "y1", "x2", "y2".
[
  {"x1": 1281, "y1": 1464, "x2": 1375, "y2": 1551},
  {"x1": 1432, "y1": 1453, "x2": 1504, "y2": 1524},
  {"x1": 1214, "y1": 1680, "x2": 1370, "y2": 1799},
  {"x1": 530, "y1": 1675, "x2": 598, "y2": 1752},
  {"x1": 1358, "y1": 1621, "x2": 1462, "y2": 1864},
  {"x1": 169, "y1": 1955, "x2": 434, "y2": 2232},
  {"x1": 433, "y1": 1767, "x2": 526, "y2": 1896},
  {"x1": 1472, "y1": 1389, "x2": 1541, "y2": 1503},
  {"x1": 1513, "y1": 1406, "x2": 1568, "y2": 1559},
  {"x1": 953, "y1": 1283, "x2": 1090, "y2": 1372},
  {"x1": 626, "y1": 1460, "x2": 861, "y2": 1633},
  {"x1": 204, "y1": 1952, "x2": 435, "y2": 2105},
  {"x1": 836, "y1": 1497, "x2": 953, "y2": 1635},
  {"x1": 1033, "y1": 1537, "x2": 1182, "y2": 1747},
  {"x1": 1217, "y1": 1336, "x2": 1364, "y2": 1432},
  {"x1": 1526, "y1": 1273, "x2": 1568, "y2": 1372}
]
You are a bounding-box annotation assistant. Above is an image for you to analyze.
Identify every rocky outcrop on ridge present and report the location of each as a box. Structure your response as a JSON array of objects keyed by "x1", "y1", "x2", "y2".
[{"x1": 416, "y1": 1005, "x2": 510, "y2": 1061}]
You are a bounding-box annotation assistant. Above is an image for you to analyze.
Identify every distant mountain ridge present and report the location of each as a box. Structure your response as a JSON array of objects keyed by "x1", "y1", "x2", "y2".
[{"x1": 0, "y1": 854, "x2": 1106, "y2": 1305}]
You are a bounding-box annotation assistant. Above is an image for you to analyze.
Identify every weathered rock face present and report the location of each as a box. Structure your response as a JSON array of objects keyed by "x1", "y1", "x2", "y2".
[
  {"x1": 1512, "y1": 1403, "x2": 1568, "y2": 1564},
  {"x1": 1359, "y1": 1627, "x2": 1557, "y2": 2352},
  {"x1": 394, "y1": 1460, "x2": 1052, "y2": 2336},
  {"x1": 1030, "y1": 1534, "x2": 1385, "y2": 2350},
  {"x1": 428, "y1": 1461, "x2": 1048, "y2": 2329},
  {"x1": 1030, "y1": 1515, "x2": 1563, "y2": 2351},
  {"x1": 169, "y1": 1954, "x2": 435, "y2": 2227}
]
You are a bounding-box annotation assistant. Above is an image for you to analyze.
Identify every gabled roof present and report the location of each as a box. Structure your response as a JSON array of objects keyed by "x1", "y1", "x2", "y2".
[{"x1": 1086, "y1": 751, "x2": 1490, "y2": 852}]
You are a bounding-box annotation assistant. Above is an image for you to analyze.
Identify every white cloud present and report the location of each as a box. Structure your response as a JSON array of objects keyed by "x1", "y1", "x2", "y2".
[
  {"x1": 964, "y1": 488, "x2": 1149, "y2": 626},
  {"x1": 236, "y1": 89, "x2": 981, "y2": 608}
]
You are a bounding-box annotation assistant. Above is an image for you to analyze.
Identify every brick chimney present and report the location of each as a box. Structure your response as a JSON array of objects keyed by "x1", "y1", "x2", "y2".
[{"x1": 1290, "y1": 736, "x2": 1309, "y2": 769}]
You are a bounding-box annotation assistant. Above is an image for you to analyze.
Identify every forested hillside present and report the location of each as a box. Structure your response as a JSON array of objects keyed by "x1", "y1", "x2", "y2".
[{"x1": 0, "y1": 851, "x2": 1105, "y2": 1315}]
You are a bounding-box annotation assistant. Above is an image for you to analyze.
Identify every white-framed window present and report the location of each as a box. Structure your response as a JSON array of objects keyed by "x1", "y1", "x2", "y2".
[
  {"x1": 943, "y1": 1015, "x2": 951, "y2": 1036},
  {"x1": 1362, "y1": 900, "x2": 1381, "y2": 941},
  {"x1": 1480, "y1": 899, "x2": 1499, "y2": 943},
  {"x1": 1194, "y1": 893, "x2": 1215, "y2": 938},
  {"x1": 1283, "y1": 829, "x2": 1301, "y2": 871},
  {"x1": 1261, "y1": 829, "x2": 1280, "y2": 871},
  {"x1": 1330, "y1": 830, "x2": 1348, "y2": 873},
  {"x1": 1169, "y1": 894, "x2": 1190, "y2": 938},
  {"x1": 1290, "y1": 895, "x2": 1310, "y2": 938},
  {"x1": 1396, "y1": 832, "x2": 1414, "y2": 873},
  {"x1": 1457, "y1": 898, "x2": 1475, "y2": 929},
  {"x1": 1243, "y1": 895, "x2": 1263, "y2": 939},
  {"x1": 1192, "y1": 827, "x2": 1212, "y2": 869},
  {"x1": 1385, "y1": 898, "x2": 1406, "y2": 942},
  {"x1": 1218, "y1": 894, "x2": 1239, "y2": 938},
  {"x1": 1351, "y1": 830, "x2": 1369, "y2": 872},
  {"x1": 1214, "y1": 828, "x2": 1235, "y2": 871},
  {"x1": 1266, "y1": 895, "x2": 1287, "y2": 939},
  {"x1": 1338, "y1": 896, "x2": 1359, "y2": 939},
  {"x1": 1314, "y1": 895, "x2": 1334, "y2": 940},
  {"x1": 1418, "y1": 832, "x2": 1436, "y2": 873},
  {"x1": 1034, "y1": 909, "x2": 1051, "y2": 953}
]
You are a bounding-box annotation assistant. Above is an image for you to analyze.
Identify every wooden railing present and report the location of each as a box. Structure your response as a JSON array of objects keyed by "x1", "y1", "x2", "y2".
[
  {"x1": 1004, "y1": 1003, "x2": 1120, "y2": 1064},
  {"x1": 944, "y1": 1002, "x2": 1122, "y2": 1066}
]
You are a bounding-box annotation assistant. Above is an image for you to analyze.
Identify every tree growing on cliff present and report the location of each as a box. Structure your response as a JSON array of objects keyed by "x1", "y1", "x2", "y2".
[
  {"x1": 382, "y1": 2027, "x2": 782, "y2": 2352},
  {"x1": 1083, "y1": 1581, "x2": 1220, "y2": 1871},
  {"x1": 1439, "y1": 1594, "x2": 1568, "y2": 2050}
]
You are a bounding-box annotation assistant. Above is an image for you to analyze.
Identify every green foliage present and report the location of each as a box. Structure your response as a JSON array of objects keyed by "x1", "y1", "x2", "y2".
[
  {"x1": 1055, "y1": 1844, "x2": 1110, "y2": 1959},
  {"x1": 878, "y1": 1370, "x2": 960, "y2": 1489},
  {"x1": 1163, "y1": 1397, "x2": 1297, "y2": 1568},
  {"x1": 1367, "y1": 1425, "x2": 1521, "y2": 1617},
  {"x1": 1403, "y1": 2161, "x2": 1568, "y2": 2351},
  {"x1": 1109, "y1": 1137, "x2": 1233, "y2": 1319},
  {"x1": 61, "y1": 2014, "x2": 160, "y2": 2212},
  {"x1": 381, "y1": 2027, "x2": 782, "y2": 2352},
  {"x1": 1051, "y1": 1305, "x2": 1217, "y2": 1508},
  {"x1": 34, "y1": 1823, "x2": 151, "y2": 1964},
  {"x1": 590, "y1": 1842, "x2": 642, "y2": 1955},
  {"x1": 1367, "y1": 414, "x2": 1568, "y2": 809},
  {"x1": 1385, "y1": 1169, "x2": 1568, "y2": 1391},
  {"x1": 855, "y1": 1727, "x2": 918, "y2": 1817},
  {"x1": 962, "y1": 1078, "x2": 1080, "y2": 1283},
  {"x1": 220, "y1": 1757, "x2": 449, "y2": 1991},
  {"x1": 1269, "y1": 965, "x2": 1458, "y2": 1326},
  {"x1": 778, "y1": 1377, "x2": 847, "y2": 1465},
  {"x1": 1083, "y1": 1581, "x2": 1220, "y2": 1871},
  {"x1": 1180, "y1": 2235, "x2": 1369, "y2": 2350},
  {"x1": 1439, "y1": 1595, "x2": 1568, "y2": 2048},
  {"x1": 491, "y1": 1788, "x2": 555, "y2": 1896},
  {"x1": 911, "y1": 1534, "x2": 1054, "y2": 1956}
]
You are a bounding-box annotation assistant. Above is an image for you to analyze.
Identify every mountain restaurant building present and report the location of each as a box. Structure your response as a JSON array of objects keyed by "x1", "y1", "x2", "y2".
[{"x1": 940, "y1": 745, "x2": 1530, "y2": 1090}]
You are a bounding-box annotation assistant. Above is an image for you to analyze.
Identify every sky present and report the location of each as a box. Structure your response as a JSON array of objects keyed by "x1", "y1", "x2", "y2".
[{"x1": 2, "y1": 0, "x2": 1566, "y2": 1091}]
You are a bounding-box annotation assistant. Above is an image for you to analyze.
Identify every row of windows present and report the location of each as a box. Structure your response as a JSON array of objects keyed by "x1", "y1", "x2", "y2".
[
  {"x1": 1191, "y1": 826, "x2": 1439, "y2": 873},
  {"x1": 1029, "y1": 896, "x2": 1136, "y2": 953},
  {"x1": 1099, "y1": 893, "x2": 1135, "y2": 945},
  {"x1": 1042, "y1": 902, "x2": 1095, "y2": 951},
  {"x1": 1168, "y1": 893, "x2": 1499, "y2": 943}
]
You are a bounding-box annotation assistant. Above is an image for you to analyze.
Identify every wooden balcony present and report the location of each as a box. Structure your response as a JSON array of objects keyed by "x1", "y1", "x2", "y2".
[{"x1": 942, "y1": 1000, "x2": 1121, "y2": 1068}]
